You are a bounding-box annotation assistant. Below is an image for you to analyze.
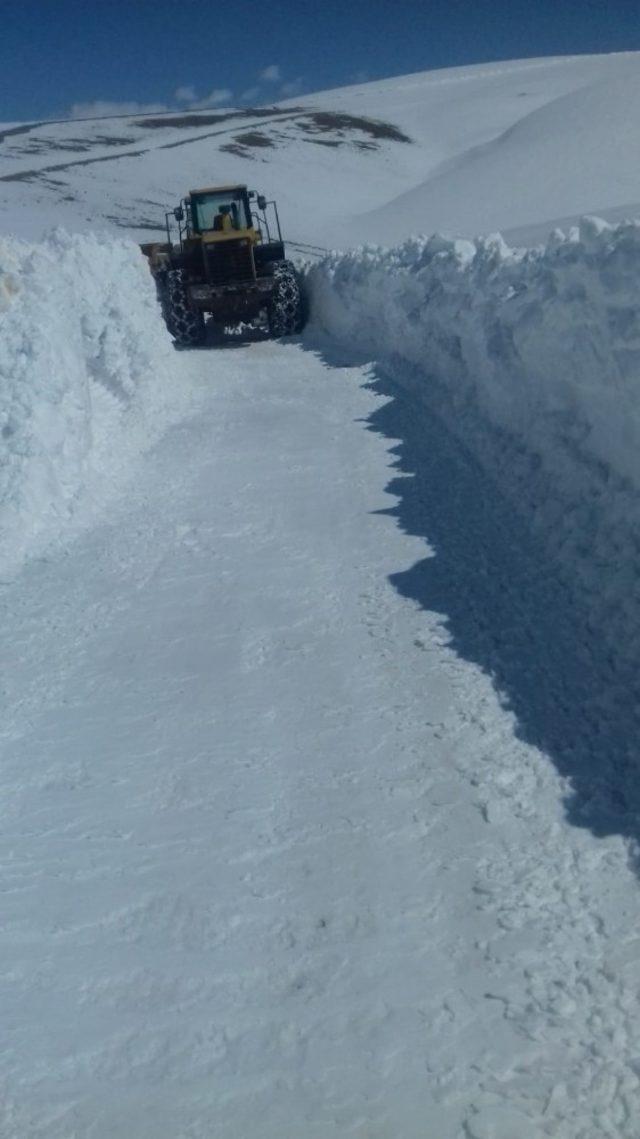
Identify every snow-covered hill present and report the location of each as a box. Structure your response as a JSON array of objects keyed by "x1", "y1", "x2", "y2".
[{"x1": 2, "y1": 51, "x2": 640, "y2": 247}]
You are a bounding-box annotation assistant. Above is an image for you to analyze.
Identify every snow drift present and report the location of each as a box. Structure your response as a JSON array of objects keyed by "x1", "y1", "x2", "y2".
[
  {"x1": 0, "y1": 230, "x2": 175, "y2": 576},
  {"x1": 307, "y1": 218, "x2": 640, "y2": 672}
]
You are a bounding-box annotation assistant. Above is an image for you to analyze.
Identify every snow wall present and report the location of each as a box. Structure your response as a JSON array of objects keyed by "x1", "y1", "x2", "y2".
[
  {"x1": 307, "y1": 217, "x2": 640, "y2": 675},
  {"x1": 0, "y1": 230, "x2": 175, "y2": 577}
]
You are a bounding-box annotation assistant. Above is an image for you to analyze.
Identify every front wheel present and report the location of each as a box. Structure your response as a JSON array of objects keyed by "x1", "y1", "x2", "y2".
[
  {"x1": 160, "y1": 269, "x2": 205, "y2": 347},
  {"x1": 267, "y1": 262, "x2": 305, "y2": 339}
]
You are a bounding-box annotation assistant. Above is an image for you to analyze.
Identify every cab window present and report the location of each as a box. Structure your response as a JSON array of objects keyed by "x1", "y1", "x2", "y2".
[{"x1": 190, "y1": 191, "x2": 250, "y2": 233}]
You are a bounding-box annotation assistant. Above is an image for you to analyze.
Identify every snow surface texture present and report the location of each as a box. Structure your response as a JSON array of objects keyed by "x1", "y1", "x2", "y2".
[
  {"x1": 3, "y1": 339, "x2": 640, "y2": 1139},
  {"x1": 307, "y1": 217, "x2": 640, "y2": 822},
  {"x1": 0, "y1": 230, "x2": 175, "y2": 576}
]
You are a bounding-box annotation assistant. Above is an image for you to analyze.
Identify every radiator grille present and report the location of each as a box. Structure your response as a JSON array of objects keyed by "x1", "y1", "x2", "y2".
[{"x1": 204, "y1": 241, "x2": 256, "y2": 286}]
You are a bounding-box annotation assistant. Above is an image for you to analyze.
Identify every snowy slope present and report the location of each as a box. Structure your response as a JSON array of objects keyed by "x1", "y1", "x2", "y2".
[
  {"x1": 359, "y1": 64, "x2": 640, "y2": 245},
  {"x1": 0, "y1": 103, "x2": 419, "y2": 248},
  {"x1": 2, "y1": 51, "x2": 640, "y2": 247}
]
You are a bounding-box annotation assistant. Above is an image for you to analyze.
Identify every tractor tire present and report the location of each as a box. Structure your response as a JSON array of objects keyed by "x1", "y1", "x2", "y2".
[
  {"x1": 267, "y1": 261, "x2": 305, "y2": 339},
  {"x1": 161, "y1": 269, "x2": 205, "y2": 347}
]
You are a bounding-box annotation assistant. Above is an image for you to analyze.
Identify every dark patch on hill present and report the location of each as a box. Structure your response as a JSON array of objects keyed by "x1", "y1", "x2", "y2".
[
  {"x1": 107, "y1": 215, "x2": 166, "y2": 232},
  {"x1": 233, "y1": 131, "x2": 275, "y2": 148},
  {"x1": 22, "y1": 138, "x2": 94, "y2": 154},
  {"x1": 136, "y1": 107, "x2": 306, "y2": 130},
  {"x1": 297, "y1": 111, "x2": 412, "y2": 144},
  {"x1": 92, "y1": 135, "x2": 137, "y2": 147},
  {"x1": 0, "y1": 122, "x2": 46, "y2": 145},
  {"x1": 0, "y1": 107, "x2": 411, "y2": 185},
  {"x1": 138, "y1": 113, "x2": 232, "y2": 130},
  {"x1": 305, "y1": 139, "x2": 341, "y2": 148},
  {"x1": 219, "y1": 143, "x2": 256, "y2": 159}
]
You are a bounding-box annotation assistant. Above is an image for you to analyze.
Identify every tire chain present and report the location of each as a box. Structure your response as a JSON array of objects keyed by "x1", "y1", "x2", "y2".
[
  {"x1": 162, "y1": 269, "x2": 205, "y2": 346},
  {"x1": 268, "y1": 262, "x2": 304, "y2": 338}
]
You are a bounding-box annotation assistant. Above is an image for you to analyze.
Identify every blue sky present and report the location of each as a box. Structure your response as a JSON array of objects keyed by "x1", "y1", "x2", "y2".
[{"x1": 2, "y1": 0, "x2": 640, "y2": 121}]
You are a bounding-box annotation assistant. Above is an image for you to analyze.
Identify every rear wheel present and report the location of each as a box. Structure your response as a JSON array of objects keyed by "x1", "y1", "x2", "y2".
[
  {"x1": 161, "y1": 269, "x2": 205, "y2": 347},
  {"x1": 267, "y1": 261, "x2": 305, "y2": 338}
]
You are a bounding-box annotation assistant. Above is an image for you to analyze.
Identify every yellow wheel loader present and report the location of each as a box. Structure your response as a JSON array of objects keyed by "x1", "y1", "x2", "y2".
[{"x1": 141, "y1": 185, "x2": 305, "y2": 346}]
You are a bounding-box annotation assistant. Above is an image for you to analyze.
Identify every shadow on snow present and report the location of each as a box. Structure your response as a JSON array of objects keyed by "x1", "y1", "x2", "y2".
[{"x1": 307, "y1": 339, "x2": 640, "y2": 859}]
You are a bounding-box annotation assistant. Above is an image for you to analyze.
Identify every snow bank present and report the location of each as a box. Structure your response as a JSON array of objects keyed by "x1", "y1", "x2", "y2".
[
  {"x1": 0, "y1": 230, "x2": 175, "y2": 576},
  {"x1": 307, "y1": 218, "x2": 640, "y2": 668}
]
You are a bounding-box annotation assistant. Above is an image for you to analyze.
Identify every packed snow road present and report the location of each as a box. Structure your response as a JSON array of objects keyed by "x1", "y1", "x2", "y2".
[{"x1": 2, "y1": 339, "x2": 640, "y2": 1139}]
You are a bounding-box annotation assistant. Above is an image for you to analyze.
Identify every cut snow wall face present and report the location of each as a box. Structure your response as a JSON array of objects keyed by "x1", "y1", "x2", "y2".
[
  {"x1": 0, "y1": 230, "x2": 174, "y2": 577},
  {"x1": 306, "y1": 218, "x2": 640, "y2": 678}
]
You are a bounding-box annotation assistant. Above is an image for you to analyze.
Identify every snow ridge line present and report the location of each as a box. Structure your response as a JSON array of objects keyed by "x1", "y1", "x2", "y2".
[
  {"x1": 0, "y1": 229, "x2": 179, "y2": 578},
  {"x1": 306, "y1": 218, "x2": 640, "y2": 686}
]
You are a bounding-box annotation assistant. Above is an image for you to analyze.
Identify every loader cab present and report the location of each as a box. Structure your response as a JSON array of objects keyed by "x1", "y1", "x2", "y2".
[
  {"x1": 169, "y1": 184, "x2": 283, "y2": 252},
  {"x1": 186, "y1": 186, "x2": 253, "y2": 236},
  {"x1": 164, "y1": 184, "x2": 285, "y2": 283}
]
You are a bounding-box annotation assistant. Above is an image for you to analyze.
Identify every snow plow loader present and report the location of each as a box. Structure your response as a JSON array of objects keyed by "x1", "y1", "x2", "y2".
[{"x1": 141, "y1": 184, "x2": 305, "y2": 346}]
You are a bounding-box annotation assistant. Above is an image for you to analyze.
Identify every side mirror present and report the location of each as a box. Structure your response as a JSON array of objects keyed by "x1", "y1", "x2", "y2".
[
  {"x1": 257, "y1": 195, "x2": 267, "y2": 211},
  {"x1": 248, "y1": 191, "x2": 256, "y2": 199},
  {"x1": 174, "y1": 206, "x2": 184, "y2": 222}
]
